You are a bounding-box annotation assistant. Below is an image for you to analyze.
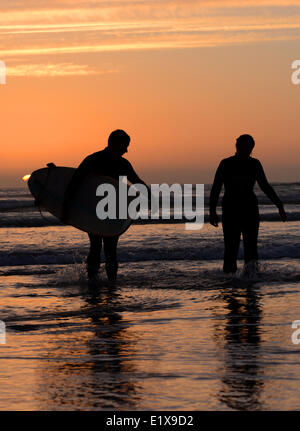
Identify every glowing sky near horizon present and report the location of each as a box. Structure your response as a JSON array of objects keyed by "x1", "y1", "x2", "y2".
[{"x1": 1, "y1": 0, "x2": 300, "y2": 185}]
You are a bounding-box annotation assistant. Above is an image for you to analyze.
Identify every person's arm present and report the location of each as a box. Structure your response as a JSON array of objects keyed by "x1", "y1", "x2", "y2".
[
  {"x1": 125, "y1": 160, "x2": 151, "y2": 194},
  {"x1": 209, "y1": 161, "x2": 224, "y2": 226},
  {"x1": 125, "y1": 161, "x2": 148, "y2": 188},
  {"x1": 61, "y1": 157, "x2": 91, "y2": 223},
  {"x1": 125, "y1": 160, "x2": 158, "y2": 212},
  {"x1": 256, "y1": 160, "x2": 287, "y2": 222}
]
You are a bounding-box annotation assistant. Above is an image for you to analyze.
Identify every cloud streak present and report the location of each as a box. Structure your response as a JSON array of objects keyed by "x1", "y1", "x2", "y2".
[
  {"x1": 6, "y1": 62, "x2": 117, "y2": 77},
  {"x1": 0, "y1": 1, "x2": 299, "y2": 75}
]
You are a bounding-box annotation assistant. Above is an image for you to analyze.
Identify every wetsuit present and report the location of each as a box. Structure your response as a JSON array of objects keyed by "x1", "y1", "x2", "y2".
[
  {"x1": 63, "y1": 147, "x2": 146, "y2": 279},
  {"x1": 209, "y1": 155, "x2": 283, "y2": 273}
]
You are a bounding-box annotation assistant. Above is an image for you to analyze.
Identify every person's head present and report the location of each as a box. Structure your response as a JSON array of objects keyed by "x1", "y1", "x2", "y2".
[
  {"x1": 107, "y1": 129, "x2": 130, "y2": 155},
  {"x1": 235, "y1": 134, "x2": 255, "y2": 156}
]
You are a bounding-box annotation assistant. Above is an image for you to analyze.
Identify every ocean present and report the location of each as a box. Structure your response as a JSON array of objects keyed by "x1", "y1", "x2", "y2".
[{"x1": 0, "y1": 183, "x2": 300, "y2": 410}]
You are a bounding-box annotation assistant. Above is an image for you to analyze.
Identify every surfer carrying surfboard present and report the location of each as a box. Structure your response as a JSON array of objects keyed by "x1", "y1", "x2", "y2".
[
  {"x1": 61, "y1": 129, "x2": 149, "y2": 282},
  {"x1": 209, "y1": 134, "x2": 287, "y2": 275}
]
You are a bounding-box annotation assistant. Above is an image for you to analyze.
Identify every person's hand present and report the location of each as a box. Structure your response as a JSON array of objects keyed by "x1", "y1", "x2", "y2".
[
  {"x1": 278, "y1": 206, "x2": 287, "y2": 222},
  {"x1": 209, "y1": 212, "x2": 219, "y2": 227}
]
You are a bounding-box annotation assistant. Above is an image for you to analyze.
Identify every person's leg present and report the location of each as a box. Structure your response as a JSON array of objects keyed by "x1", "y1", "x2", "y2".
[
  {"x1": 242, "y1": 206, "x2": 259, "y2": 265},
  {"x1": 222, "y1": 210, "x2": 241, "y2": 273},
  {"x1": 86, "y1": 233, "x2": 102, "y2": 279},
  {"x1": 103, "y1": 235, "x2": 119, "y2": 281}
]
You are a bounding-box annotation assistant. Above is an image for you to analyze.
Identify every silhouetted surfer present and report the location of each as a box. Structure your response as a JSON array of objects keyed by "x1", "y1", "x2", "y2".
[
  {"x1": 61, "y1": 130, "x2": 148, "y2": 282},
  {"x1": 209, "y1": 134, "x2": 287, "y2": 274}
]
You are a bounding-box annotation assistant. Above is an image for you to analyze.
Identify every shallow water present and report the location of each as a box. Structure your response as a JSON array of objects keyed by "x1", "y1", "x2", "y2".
[
  {"x1": 1, "y1": 252, "x2": 300, "y2": 410},
  {"x1": 1, "y1": 184, "x2": 300, "y2": 410}
]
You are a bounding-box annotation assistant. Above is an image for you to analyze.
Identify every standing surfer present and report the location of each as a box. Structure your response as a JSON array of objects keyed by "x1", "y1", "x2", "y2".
[
  {"x1": 61, "y1": 129, "x2": 149, "y2": 282},
  {"x1": 209, "y1": 134, "x2": 287, "y2": 275}
]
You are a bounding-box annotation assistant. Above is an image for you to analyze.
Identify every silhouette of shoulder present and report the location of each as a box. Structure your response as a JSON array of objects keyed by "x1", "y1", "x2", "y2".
[
  {"x1": 75, "y1": 148, "x2": 143, "y2": 185},
  {"x1": 217, "y1": 156, "x2": 265, "y2": 176},
  {"x1": 220, "y1": 155, "x2": 260, "y2": 165}
]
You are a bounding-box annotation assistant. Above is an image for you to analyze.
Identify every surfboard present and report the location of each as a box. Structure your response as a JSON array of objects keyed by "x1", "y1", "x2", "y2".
[{"x1": 27, "y1": 164, "x2": 132, "y2": 236}]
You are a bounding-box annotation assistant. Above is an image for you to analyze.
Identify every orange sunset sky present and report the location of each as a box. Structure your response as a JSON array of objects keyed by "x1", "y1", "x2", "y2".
[{"x1": 0, "y1": 0, "x2": 299, "y2": 186}]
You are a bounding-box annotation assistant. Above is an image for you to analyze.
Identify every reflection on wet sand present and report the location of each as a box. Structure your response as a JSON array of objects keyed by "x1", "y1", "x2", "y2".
[
  {"x1": 37, "y1": 284, "x2": 140, "y2": 410},
  {"x1": 216, "y1": 285, "x2": 264, "y2": 410}
]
